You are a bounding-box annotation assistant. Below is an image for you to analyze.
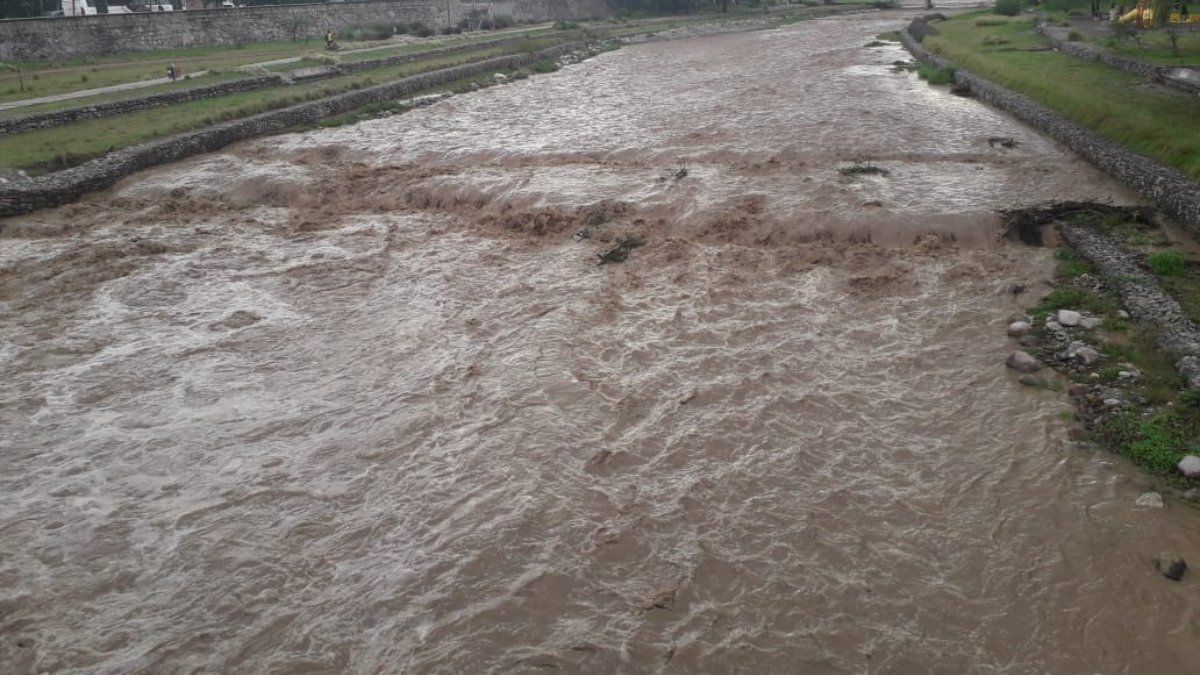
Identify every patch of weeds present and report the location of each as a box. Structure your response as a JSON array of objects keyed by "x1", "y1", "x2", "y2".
[
  {"x1": 983, "y1": 35, "x2": 1011, "y2": 46},
  {"x1": 875, "y1": 31, "x2": 901, "y2": 42},
  {"x1": 1067, "y1": 31, "x2": 1085, "y2": 42},
  {"x1": 837, "y1": 161, "x2": 890, "y2": 177},
  {"x1": 1181, "y1": 389, "x2": 1200, "y2": 408},
  {"x1": 1035, "y1": 285, "x2": 1115, "y2": 317},
  {"x1": 530, "y1": 60, "x2": 560, "y2": 74},
  {"x1": 1054, "y1": 247, "x2": 1093, "y2": 278},
  {"x1": 1096, "y1": 407, "x2": 1200, "y2": 474},
  {"x1": 890, "y1": 60, "x2": 918, "y2": 73},
  {"x1": 1099, "y1": 365, "x2": 1123, "y2": 383},
  {"x1": 1147, "y1": 250, "x2": 1185, "y2": 277},
  {"x1": 1102, "y1": 316, "x2": 1129, "y2": 332},
  {"x1": 865, "y1": 40, "x2": 888, "y2": 48},
  {"x1": 597, "y1": 236, "x2": 645, "y2": 265},
  {"x1": 988, "y1": 136, "x2": 1018, "y2": 149},
  {"x1": 976, "y1": 18, "x2": 1009, "y2": 26},
  {"x1": 917, "y1": 64, "x2": 955, "y2": 85}
]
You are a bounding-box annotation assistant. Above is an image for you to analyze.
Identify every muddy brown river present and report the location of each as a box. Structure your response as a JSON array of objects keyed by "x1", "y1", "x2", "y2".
[{"x1": 3, "y1": 9, "x2": 1200, "y2": 673}]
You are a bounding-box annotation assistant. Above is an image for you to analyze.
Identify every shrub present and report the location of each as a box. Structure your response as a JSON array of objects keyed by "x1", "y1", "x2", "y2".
[
  {"x1": 494, "y1": 14, "x2": 516, "y2": 29},
  {"x1": 994, "y1": 0, "x2": 1022, "y2": 16},
  {"x1": 917, "y1": 64, "x2": 955, "y2": 85},
  {"x1": 983, "y1": 35, "x2": 1010, "y2": 45},
  {"x1": 1182, "y1": 389, "x2": 1200, "y2": 408},
  {"x1": 553, "y1": 19, "x2": 580, "y2": 30},
  {"x1": 1067, "y1": 30, "x2": 1084, "y2": 41},
  {"x1": 479, "y1": 17, "x2": 495, "y2": 30},
  {"x1": 1147, "y1": 250, "x2": 1186, "y2": 276}
]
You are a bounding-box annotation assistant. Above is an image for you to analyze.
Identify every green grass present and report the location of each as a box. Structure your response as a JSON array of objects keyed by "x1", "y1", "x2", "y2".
[
  {"x1": 1097, "y1": 406, "x2": 1200, "y2": 474},
  {"x1": 0, "y1": 39, "x2": 323, "y2": 104},
  {"x1": 917, "y1": 63, "x2": 956, "y2": 85},
  {"x1": 0, "y1": 71, "x2": 250, "y2": 120},
  {"x1": 1147, "y1": 249, "x2": 1186, "y2": 276},
  {"x1": 0, "y1": 41, "x2": 564, "y2": 173},
  {"x1": 0, "y1": 26, "x2": 557, "y2": 106},
  {"x1": 1105, "y1": 27, "x2": 1200, "y2": 67},
  {"x1": 1054, "y1": 247, "x2": 1093, "y2": 277},
  {"x1": 923, "y1": 12, "x2": 1200, "y2": 179}
]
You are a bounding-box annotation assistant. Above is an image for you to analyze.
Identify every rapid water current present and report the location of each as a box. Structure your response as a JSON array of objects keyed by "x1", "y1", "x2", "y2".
[{"x1": 2, "y1": 9, "x2": 1199, "y2": 673}]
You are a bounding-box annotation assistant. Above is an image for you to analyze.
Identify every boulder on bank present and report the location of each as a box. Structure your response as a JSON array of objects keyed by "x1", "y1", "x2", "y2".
[
  {"x1": 1136, "y1": 491, "x2": 1164, "y2": 508},
  {"x1": 1178, "y1": 455, "x2": 1200, "y2": 479},
  {"x1": 1155, "y1": 550, "x2": 1188, "y2": 581},
  {"x1": 1006, "y1": 350, "x2": 1041, "y2": 373},
  {"x1": 1007, "y1": 321, "x2": 1031, "y2": 337},
  {"x1": 1057, "y1": 309, "x2": 1082, "y2": 327}
]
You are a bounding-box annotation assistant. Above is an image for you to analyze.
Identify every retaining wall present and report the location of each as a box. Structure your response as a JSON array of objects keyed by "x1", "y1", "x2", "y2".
[
  {"x1": 901, "y1": 25, "x2": 1200, "y2": 237},
  {"x1": 0, "y1": 41, "x2": 582, "y2": 217},
  {"x1": 0, "y1": 0, "x2": 609, "y2": 60},
  {"x1": 0, "y1": 33, "x2": 535, "y2": 136},
  {"x1": 1040, "y1": 24, "x2": 1200, "y2": 96}
]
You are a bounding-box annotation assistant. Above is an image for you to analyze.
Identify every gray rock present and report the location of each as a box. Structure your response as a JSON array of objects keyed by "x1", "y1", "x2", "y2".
[
  {"x1": 1178, "y1": 455, "x2": 1200, "y2": 479},
  {"x1": 1135, "y1": 491, "x2": 1164, "y2": 508},
  {"x1": 1018, "y1": 335, "x2": 1039, "y2": 348},
  {"x1": 1103, "y1": 398, "x2": 1122, "y2": 408},
  {"x1": 1154, "y1": 550, "x2": 1187, "y2": 581},
  {"x1": 1117, "y1": 309, "x2": 1130, "y2": 320},
  {"x1": 1057, "y1": 309, "x2": 1082, "y2": 327},
  {"x1": 1007, "y1": 321, "x2": 1031, "y2": 337},
  {"x1": 1183, "y1": 488, "x2": 1200, "y2": 501},
  {"x1": 1006, "y1": 350, "x2": 1041, "y2": 373},
  {"x1": 1073, "y1": 347, "x2": 1101, "y2": 365},
  {"x1": 1080, "y1": 316, "x2": 1102, "y2": 329},
  {"x1": 1045, "y1": 320, "x2": 1063, "y2": 331},
  {"x1": 1018, "y1": 374, "x2": 1046, "y2": 387}
]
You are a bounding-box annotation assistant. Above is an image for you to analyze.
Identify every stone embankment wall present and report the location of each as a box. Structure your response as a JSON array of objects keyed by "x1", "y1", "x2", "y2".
[
  {"x1": 0, "y1": 75, "x2": 284, "y2": 136},
  {"x1": 0, "y1": 42, "x2": 581, "y2": 217},
  {"x1": 1040, "y1": 24, "x2": 1200, "y2": 96},
  {"x1": 0, "y1": 0, "x2": 609, "y2": 60},
  {"x1": 0, "y1": 33, "x2": 532, "y2": 136},
  {"x1": 1059, "y1": 224, "x2": 1200, "y2": 391},
  {"x1": 900, "y1": 23, "x2": 1200, "y2": 237}
]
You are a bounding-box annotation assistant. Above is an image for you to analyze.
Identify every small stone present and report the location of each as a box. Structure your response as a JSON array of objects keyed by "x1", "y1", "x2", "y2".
[
  {"x1": 1117, "y1": 310, "x2": 1130, "y2": 320},
  {"x1": 1018, "y1": 335, "x2": 1039, "y2": 348},
  {"x1": 1057, "y1": 309, "x2": 1082, "y2": 327},
  {"x1": 1178, "y1": 455, "x2": 1200, "y2": 479},
  {"x1": 1079, "y1": 316, "x2": 1102, "y2": 329},
  {"x1": 1003, "y1": 283, "x2": 1026, "y2": 295},
  {"x1": 1073, "y1": 347, "x2": 1101, "y2": 365},
  {"x1": 493, "y1": 73, "x2": 508, "y2": 83},
  {"x1": 1155, "y1": 551, "x2": 1187, "y2": 581},
  {"x1": 1183, "y1": 488, "x2": 1200, "y2": 501},
  {"x1": 1007, "y1": 321, "x2": 1031, "y2": 337},
  {"x1": 1018, "y1": 374, "x2": 1046, "y2": 387},
  {"x1": 1103, "y1": 398, "x2": 1122, "y2": 408},
  {"x1": 1135, "y1": 491, "x2": 1164, "y2": 508},
  {"x1": 1045, "y1": 320, "x2": 1062, "y2": 331},
  {"x1": 1006, "y1": 350, "x2": 1041, "y2": 373}
]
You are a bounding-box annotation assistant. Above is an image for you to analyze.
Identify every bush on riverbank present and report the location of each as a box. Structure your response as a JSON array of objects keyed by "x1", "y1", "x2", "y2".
[
  {"x1": 994, "y1": 0, "x2": 1021, "y2": 16},
  {"x1": 917, "y1": 63, "x2": 955, "y2": 84}
]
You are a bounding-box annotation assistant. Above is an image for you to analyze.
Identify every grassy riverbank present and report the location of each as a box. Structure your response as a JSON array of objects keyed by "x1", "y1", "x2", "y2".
[
  {"x1": 921, "y1": 12, "x2": 1200, "y2": 180},
  {"x1": 1019, "y1": 210, "x2": 1200, "y2": 485},
  {"x1": 0, "y1": 25, "x2": 553, "y2": 105},
  {"x1": 0, "y1": 37, "x2": 566, "y2": 174}
]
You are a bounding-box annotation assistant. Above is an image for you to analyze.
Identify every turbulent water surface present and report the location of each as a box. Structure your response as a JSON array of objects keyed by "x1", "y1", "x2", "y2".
[{"x1": 3, "y1": 9, "x2": 1200, "y2": 674}]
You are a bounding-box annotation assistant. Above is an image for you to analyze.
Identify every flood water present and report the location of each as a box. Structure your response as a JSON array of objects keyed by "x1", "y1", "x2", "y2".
[{"x1": 3, "y1": 9, "x2": 1200, "y2": 673}]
